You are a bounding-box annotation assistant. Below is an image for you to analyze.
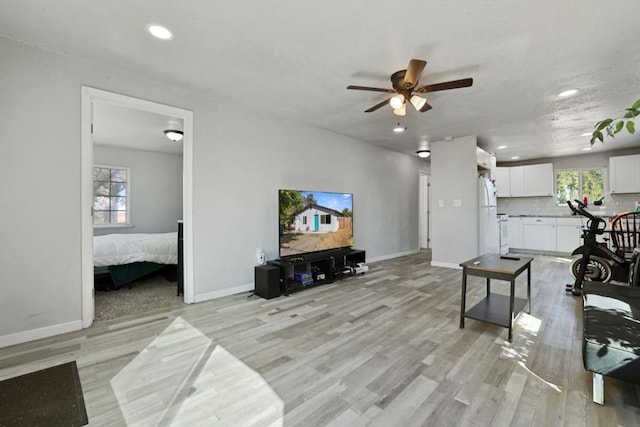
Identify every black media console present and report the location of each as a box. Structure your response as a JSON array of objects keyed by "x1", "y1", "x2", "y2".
[{"x1": 267, "y1": 248, "x2": 366, "y2": 296}]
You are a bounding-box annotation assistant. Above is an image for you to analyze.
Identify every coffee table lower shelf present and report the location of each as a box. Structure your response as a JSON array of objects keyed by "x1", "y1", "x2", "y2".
[{"x1": 463, "y1": 294, "x2": 527, "y2": 328}]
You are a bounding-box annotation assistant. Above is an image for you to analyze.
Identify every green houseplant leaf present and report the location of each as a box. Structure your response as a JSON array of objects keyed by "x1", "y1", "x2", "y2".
[
  {"x1": 627, "y1": 120, "x2": 636, "y2": 134},
  {"x1": 589, "y1": 99, "x2": 640, "y2": 145}
]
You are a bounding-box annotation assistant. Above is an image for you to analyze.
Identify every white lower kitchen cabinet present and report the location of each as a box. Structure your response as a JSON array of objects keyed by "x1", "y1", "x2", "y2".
[
  {"x1": 508, "y1": 217, "x2": 523, "y2": 248},
  {"x1": 555, "y1": 217, "x2": 583, "y2": 253},
  {"x1": 522, "y1": 217, "x2": 556, "y2": 251}
]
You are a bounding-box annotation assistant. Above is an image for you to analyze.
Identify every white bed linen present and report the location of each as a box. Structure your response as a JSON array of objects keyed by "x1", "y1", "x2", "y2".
[{"x1": 94, "y1": 233, "x2": 178, "y2": 267}]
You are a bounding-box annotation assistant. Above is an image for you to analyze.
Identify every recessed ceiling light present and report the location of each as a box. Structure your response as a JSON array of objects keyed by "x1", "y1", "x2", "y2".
[
  {"x1": 558, "y1": 89, "x2": 579, "y2": 98},
  {"x1": 582, "y1": 147, "x2": 592, "y2": 151},
  {"x1": 580, "y1": 132, "x2": 591, "y2": 137},
  {"x1": 147, "y1": 24, "x2": 173, "y2": 40},
  {"x1": 393, "y1": 123, "x2": 406, "y2": 133},
  {"x1": 511, "y1": 156, "x2": 520, "y2": 160},
  {"x1": 497, "y1": 145, "x2": 507, "y2": 149}
]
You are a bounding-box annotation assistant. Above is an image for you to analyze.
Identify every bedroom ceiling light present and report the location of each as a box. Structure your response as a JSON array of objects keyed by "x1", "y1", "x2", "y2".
[
  {"x1": 497, "y1": 145, "x2": 507, "y2": 149},
  {"x1": 147, "y1": 24, "x2": 173, "y2": 40},
  {"x1": 416, "y1": 149, "x2": 431, "y2": 158},
  {"x1": 164, "y1": 130, "x2": 184, "y2": 142}
]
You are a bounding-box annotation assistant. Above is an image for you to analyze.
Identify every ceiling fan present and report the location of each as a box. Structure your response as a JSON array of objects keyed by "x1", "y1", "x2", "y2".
[{"x1": 347, "y1": 59, "x2": 473, "y2": 116}]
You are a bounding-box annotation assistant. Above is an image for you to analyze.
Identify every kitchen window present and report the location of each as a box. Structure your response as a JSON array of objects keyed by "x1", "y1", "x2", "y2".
[
  {"x1": 93, "y1": 166, "x2": 130, "y2": 226},
  {"x1": 556, "y1": 168, "x2": 605, "y2": 205}
]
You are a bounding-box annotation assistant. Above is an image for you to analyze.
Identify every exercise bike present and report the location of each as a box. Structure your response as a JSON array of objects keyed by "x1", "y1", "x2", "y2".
[{"x1": 565, "y1": 200, "x2": 638, "y2": 295}]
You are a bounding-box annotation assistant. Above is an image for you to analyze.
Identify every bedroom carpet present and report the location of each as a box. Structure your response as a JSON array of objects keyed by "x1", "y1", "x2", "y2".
[
  {"x1": 95, "y1": 273, "x2": 183, "y2": 321},
  {"x1": 0, "y1": 361, "x2": 88, "y2": 426}
]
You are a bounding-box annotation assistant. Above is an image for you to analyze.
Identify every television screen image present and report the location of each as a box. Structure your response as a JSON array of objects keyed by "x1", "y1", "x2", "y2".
[{"x1": 279, "y1": 190, "x2": 353, "y2": 257}]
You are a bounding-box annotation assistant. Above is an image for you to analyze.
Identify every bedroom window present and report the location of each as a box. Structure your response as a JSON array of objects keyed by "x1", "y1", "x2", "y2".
[{"x1": 93, "y1": 166, "x2": 130, "y2": 225}]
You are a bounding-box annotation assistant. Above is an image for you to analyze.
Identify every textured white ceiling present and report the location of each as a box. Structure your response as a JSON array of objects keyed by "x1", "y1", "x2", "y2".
[
  {"x1": 93, "y1": 103, "x2": 183, "y2": 155},
  {"x1": 2, "y1": 0, "x2": 639, "y2": 161}
]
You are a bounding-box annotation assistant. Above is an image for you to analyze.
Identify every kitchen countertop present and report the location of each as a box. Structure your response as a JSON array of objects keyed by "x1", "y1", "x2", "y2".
[{"x1": 509, "y1": 214, "x2": 613, "y2": 218}]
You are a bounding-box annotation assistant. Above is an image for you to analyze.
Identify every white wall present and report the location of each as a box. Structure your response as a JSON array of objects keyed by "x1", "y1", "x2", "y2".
[
  {"x1": 430, "y1": 136, "x2": 479, "y2": 267},
  {"x1": 93, "y1": 145, "x2": 183, "y2": 235},
  {"x1": 0, "y1": 37, "x2": 422, "y2": 343}
]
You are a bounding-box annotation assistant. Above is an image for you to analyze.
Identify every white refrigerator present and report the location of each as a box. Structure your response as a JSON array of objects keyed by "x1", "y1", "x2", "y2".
[{"x1": 478, "y1": 177, "x2": 500, "y2": 256}]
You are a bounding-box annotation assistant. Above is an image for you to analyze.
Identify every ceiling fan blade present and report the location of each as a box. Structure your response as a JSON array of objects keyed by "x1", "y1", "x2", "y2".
[
  {"x1": 402, "y1": 59, "x2": 427, "y2": 89},
  {"x1": 419, "y1": 101, "x2": 432, "y2": 112},
  {"x1": 347, "y1": 85, "x2": 396, "y2": 93},
  {"x1": 365, "y1": 98, "x2": 392, "y2": 113},
  {"x1": 415, "y1": 78, "x2": 473, "y2": 94}
]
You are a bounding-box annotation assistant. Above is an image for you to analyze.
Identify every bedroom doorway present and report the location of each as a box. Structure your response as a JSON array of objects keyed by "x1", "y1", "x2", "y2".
[{"x1": 81, "y1": 87, "x2": 194, "y2": 327}]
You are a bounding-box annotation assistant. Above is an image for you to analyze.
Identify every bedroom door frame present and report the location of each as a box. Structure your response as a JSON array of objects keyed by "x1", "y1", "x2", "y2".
[
  {"x1": 80, "y1": 87, "x2": 195, "y2": 328},
  {"x1": 419, "y1": 170, "x2": 430, "y2": 249}
]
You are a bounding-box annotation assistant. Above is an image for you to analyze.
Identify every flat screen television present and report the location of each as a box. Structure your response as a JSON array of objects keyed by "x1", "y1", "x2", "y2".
[{"x1": 279, "y1": 189, "x2": 353, "y2": 258}]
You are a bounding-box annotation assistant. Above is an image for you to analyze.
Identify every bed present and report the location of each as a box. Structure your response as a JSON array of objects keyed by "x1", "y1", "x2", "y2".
[{"x1": 94, "y1": 233, "x2": 178, "y2": 289}]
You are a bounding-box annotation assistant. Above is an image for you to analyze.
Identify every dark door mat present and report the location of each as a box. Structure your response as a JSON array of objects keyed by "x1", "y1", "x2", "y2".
[{"x1": 0, "y1": 361, "x2": 88, "y2": 426}]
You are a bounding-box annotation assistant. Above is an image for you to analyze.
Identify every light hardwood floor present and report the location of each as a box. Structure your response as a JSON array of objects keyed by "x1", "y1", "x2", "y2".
[{"x1": 1, "y1": 251, "x2": 639, "y2": 426}]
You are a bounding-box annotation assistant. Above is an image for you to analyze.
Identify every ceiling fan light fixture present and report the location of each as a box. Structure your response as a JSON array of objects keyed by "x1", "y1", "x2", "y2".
[
  {"x1": 164, "y1": 129, "x2": 184, "y2": 142},
  {"x1": 393, "y1": 104, "x2": 406, "y2": 116},
  {"x1": 410, "y1": 95, "x2": 427, "y2": 111},
  {"x1": 390, "y1": 94, "x2": 405, "y2": 110},
  {"x1": 416, "y1": 149, "x2": 431, "y2": 158}
]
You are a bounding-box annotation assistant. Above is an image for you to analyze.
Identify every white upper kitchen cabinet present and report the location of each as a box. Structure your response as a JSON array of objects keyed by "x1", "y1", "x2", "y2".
[
  {"x1": 495, "y1": 163, "x2": 553, "y2": 197},
  {"x1": 610, "y1": 154, "x2": 640, "y2": 194},
  {"x1": 494, "y1": 167, "x2": 510, "y2": 197},
  {"x1": 477, "y1": 147, "x2": 492, "y2": 171},
  {"x1": 510, "y1": 166, "x2": 526, "y2": 197},
  {"x1": 524, "y1": 163, "x2": 554, "y2": 196}
]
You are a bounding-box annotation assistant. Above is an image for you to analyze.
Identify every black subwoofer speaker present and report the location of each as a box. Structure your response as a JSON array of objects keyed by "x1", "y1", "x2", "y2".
[{"x1": 255, "y1": 265, "x2": 281, "y2": 299}]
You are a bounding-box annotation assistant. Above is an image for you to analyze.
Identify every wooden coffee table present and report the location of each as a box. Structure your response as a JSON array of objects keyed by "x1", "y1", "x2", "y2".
[{"x1": 459, "y1": 254, "x2": 533, "y2": 342}]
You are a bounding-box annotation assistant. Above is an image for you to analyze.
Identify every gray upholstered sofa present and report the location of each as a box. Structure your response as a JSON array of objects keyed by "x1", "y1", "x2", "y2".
[{"x1": 582, "y1": 282, "x2": 640, "y2": 404}]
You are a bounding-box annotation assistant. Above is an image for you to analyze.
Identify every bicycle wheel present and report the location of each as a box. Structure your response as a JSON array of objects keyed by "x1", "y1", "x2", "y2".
[{"x1": 571, "y1": 256, "x2": 613, "y2": 283}]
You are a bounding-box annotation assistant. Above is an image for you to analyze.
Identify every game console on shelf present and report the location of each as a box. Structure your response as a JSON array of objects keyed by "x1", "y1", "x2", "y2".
[{"x1": 350, "y1": 263, "x2": 368, "y2": 275}]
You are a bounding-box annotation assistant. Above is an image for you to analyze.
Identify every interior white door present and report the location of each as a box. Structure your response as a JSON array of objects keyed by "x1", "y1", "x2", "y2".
[{"x1": 419, "y1": 173, "x2": 430, "y2": 249}]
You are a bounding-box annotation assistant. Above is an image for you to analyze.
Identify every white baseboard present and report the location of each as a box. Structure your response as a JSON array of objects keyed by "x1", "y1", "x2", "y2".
[
  {"x1": 0, "y1": 320, "x2": 83, "y2": 349},
  {"x1": 194, "y1": 282, "x2": 254, "y2": 303},
  {"x1": 193, "y1": 248, "x2": 423, "y2": 303},
  {"x1": 367, "y1": 248, "x2": 420, "y2": 263},
  {"x1": 430, "y1": 260, "x2": 462, "y2": 269}
]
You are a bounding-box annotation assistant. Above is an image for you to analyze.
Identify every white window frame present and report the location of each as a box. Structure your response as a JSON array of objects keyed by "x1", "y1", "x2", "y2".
[
  {"x1": 93, "y1": 164, "x2": 132, "y2": 228},
  {"x1": 555, "y1": 167, "x2": 606, "y2": 206}
]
